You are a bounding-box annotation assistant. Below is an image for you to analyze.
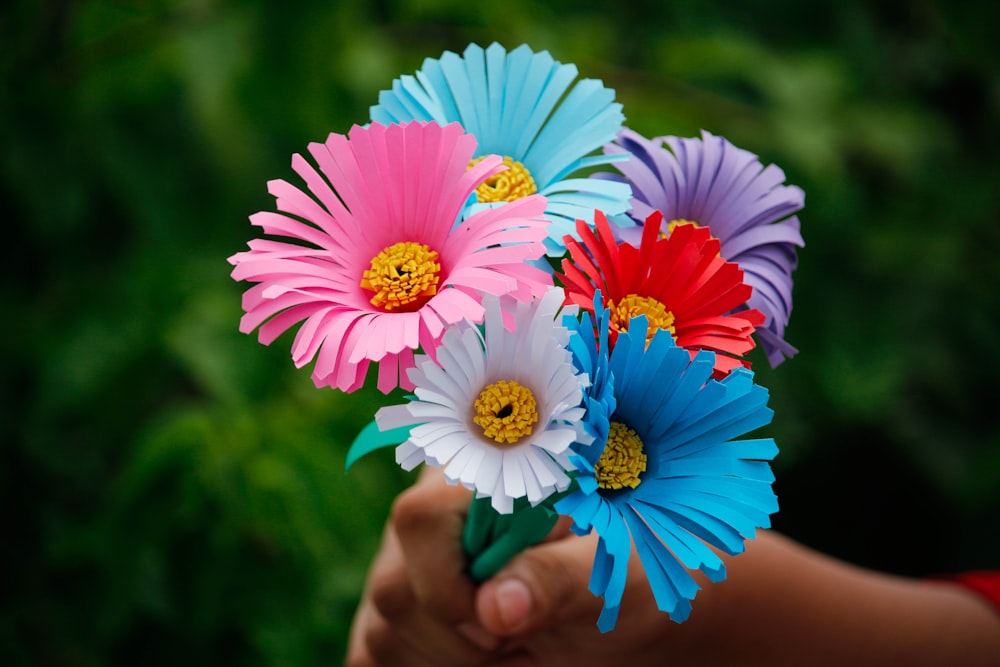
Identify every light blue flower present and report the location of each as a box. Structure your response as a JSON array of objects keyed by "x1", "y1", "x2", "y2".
[
  {"x1": 556, "y1": 309, "x2": 779, "y2": 632},
  {"x1": 371, "y1": 42, "x2": 632, "y2": 255}
]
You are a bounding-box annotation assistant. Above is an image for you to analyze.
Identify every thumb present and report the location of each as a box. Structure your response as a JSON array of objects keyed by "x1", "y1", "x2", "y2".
[{"x1": 474, "y1": 530, "x2": 601, "y2": 636}]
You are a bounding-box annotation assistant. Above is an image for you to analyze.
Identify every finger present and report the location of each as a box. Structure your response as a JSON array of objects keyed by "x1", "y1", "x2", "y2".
[
  {"x1": 349, "y1": 518, "x2": 499, "y2": 665},
  {"x1": 346, "y1": 522, "x2": 418, "y2": 666},
  {"x1": 367, "y1": 523, "x2": 417, "y2": 622},
  {"x1": 475, "y1": 531, "x2": 603, "y2": 636},
  {"x1": 345, "y1": 595, "x2": 375, "y2": 667},
  {"x1": 359, "y1": 607, "x2": 439, "y2": 667},
  {"x1": 392, "y1": 469, "x2": 482, "y2": 625},
  {"x1": 351, "y1": 574, "x2": 500, "y2": 666}
]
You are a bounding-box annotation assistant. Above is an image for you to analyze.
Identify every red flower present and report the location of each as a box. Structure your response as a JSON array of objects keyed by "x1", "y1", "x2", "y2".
[{"x1": 557, "y1": 210, "x2": 765, "y2": 378}]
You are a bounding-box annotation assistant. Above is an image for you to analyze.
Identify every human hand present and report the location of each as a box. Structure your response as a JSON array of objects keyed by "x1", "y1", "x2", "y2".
[
  {"x1": 347, "y1": 469, "x2": 1000, "y2": 666},
  {"x1": 344, "y1": 468, "x2": 710, "y2": 667},
  {"x1": 345, "y1": 468, "x2": 496, "y2": 666}
]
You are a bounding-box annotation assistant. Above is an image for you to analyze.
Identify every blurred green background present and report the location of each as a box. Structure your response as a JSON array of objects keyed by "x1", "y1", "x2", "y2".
[{"x1": 3, "y1": 0, "x2": 998, "y2": 663}]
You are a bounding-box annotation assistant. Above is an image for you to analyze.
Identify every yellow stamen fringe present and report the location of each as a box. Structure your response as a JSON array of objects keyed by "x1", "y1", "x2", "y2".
[
  {"x1": 361, "y1": 241, "x2": 441, "y2": 311},
  {"x1": 473, "y1": 379, "x2": 539, "y2": 445}
]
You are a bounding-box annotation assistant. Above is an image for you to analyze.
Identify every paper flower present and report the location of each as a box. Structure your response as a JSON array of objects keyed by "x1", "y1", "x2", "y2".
[
  {"x1": 556, "y1": 209, "x2": 765, "y2": 378},
  {"x1": 557, "y1": 309, "x2": 779, "y2": 631},
  {"x1": 603, "y1": 128, "x2": 805, "y2": 366},
  {"x1": 229, "y1": 121, "x2": 553, "y2": 394},
  {"x1": 375, "y1": 288, "x2": 590, "y2": 513},
  {"x1": 370, "y1": 42, "x2": 632, "y2": 255},
  {"x1": 564, "y1": 295, "x2": 616, "y2": 451}
]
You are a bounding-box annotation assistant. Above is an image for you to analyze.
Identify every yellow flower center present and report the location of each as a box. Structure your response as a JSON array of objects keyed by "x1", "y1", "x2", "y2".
[
  {"x1": 659, "y1": 218, "x2": 701, "y2": 238},
  {"x1": 473, "y1": 379, "x2": 539, "y2": 445},
  {"x1": 609, "y1": 294, "x2": 676, "y2": 345},
  {"x1": 596, "y1": 422, "x2": 647, "y2": 490},
  {"x1": 361, "y1": 241, "x2": 441, "y2": 311},
  {"x1": 470, "y1": 156, "x2": 538, "y2": 203}
]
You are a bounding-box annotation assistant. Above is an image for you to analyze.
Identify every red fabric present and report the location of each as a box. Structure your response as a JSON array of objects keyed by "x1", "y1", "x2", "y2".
[{"x1": 945, "y1": 571, "x2": 1000, "y2": 614}]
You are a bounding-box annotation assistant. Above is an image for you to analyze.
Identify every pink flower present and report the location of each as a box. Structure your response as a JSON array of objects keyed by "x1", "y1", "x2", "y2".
[{"x1": 229, "y1": 121, "x2": 553, "y2": 394}]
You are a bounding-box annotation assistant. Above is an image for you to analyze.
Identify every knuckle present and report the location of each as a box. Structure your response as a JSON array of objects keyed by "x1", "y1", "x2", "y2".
[
  {"x1": 516, "y1": 549, "x2": 578, "y2": 614},
  {"x1": 524, "y1": 548, "x2": 565, "y2": 583},
  {"x1": 390, "y1": 473, "x2": 469, "y2": 540},
  {"x1": 389, "y1": 483, "x2": 438, "y2": 537}
]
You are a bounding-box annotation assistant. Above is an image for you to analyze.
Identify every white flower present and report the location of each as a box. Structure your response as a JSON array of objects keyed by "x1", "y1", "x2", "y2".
[{"x1": 376, "y1": 288, "x2": 590, "y2": 513}]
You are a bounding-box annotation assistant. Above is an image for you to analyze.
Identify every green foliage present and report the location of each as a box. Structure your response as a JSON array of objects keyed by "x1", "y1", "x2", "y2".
[{"x1": 2, "y1": 0, "x2": 998, "y2": 663}]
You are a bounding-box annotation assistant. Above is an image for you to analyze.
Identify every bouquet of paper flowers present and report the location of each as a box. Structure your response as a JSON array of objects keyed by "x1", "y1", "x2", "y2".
[{"x1": 228, "y1": 42, "x2": 805, "y2": 632}]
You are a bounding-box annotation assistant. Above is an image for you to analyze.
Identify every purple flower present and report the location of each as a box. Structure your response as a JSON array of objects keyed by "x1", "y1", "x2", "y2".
[{"x1": 605, "y1": 129, "x2": 805, "y2": 367}]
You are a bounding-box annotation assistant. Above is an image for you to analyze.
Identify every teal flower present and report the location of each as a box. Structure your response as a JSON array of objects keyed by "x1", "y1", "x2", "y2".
[
  {"x1": 557, "y1": 309, "x2": 779, "y2": 631},
  {"x1": 370, "y1": 42, "x2": 632, "y2": 255}
]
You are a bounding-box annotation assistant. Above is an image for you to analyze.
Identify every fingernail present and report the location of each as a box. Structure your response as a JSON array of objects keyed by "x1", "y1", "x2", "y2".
[
  {"x1": 457, "y1": 622, "x2": 500, "y2": 650},
  {"x1": 495, "y1": 578, "x2": 533, "y2": 630}
]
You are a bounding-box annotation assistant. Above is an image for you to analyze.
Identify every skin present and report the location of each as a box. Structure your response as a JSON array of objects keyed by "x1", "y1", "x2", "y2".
[{"x1": 346, "y1": 469, "x2": 1000, "y2": 667}]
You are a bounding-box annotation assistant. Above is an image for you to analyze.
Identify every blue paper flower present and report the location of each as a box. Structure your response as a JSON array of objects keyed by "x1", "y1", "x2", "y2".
[
  {"x1": 370, "y1": 42, "x2": 632, "y2": 255},
  {"x1": 563, "y1": 303, "x2": 615, "y2": 467},
  {"x1": 557, "y1": 307, "x2": 779, "y2": 632}
]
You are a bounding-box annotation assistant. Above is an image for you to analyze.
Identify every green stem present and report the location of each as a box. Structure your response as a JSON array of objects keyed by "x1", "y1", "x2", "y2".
[{"x1": 461, "y1": 495, "x2": 560, "y2": 582}]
